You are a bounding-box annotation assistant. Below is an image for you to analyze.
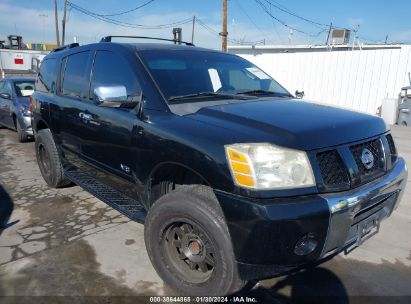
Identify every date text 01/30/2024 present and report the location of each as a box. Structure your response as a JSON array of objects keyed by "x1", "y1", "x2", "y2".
[{"x1": 149, "y1": 296, "x2": 258, "y2": 303}]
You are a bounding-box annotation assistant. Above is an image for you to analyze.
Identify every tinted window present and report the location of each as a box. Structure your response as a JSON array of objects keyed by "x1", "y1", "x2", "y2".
[
  {"x1": 90, "y1": 51, "x2": 141, "y2": 102},
  {"x1": 0, "y1": 81, "x2": 12, "y2": 95},
  {"x1": 0, "y1": 81, "x2": 5, "y2": 94},
  {"x1": 62, "y1": 51, "x2": 90, "y2": 99},
  {"x1": 14, "y1": 81, "x2": 35, "y2": 97},
  {"x1": 37, "y1": 58, "x2": 57, "y2": 93},
  {"x1": 139, "y1": 50, "x2": 290, "y2": 102}
]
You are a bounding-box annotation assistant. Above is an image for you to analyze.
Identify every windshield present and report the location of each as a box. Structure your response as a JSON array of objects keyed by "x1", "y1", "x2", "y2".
[
  {"x1": 14, "y1": 81, "x2": 35, "y2": 97},
  {"x1": 139, "y1": 50, "x2": 291, "y2": 102}
]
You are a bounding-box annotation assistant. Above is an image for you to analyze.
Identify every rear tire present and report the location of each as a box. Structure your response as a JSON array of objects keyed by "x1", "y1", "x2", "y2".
[
  {"x1": 35, "y1": 129, "x2": 70, "y2": 188},
  {"x1": 144, "y1": 185, "x2": 246, "y2": 296},
  {"x1": 16, "y1": 119, "x2": 29, "y2": 143}
]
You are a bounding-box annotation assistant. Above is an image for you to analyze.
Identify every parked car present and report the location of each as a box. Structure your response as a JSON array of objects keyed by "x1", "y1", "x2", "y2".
[
  {"x1": 398, "y1": 86, "x2": 411, "y2": 126},
  {"x1": 31, "y1": 37, "x2": 407, "y2": 296},
  {"x1": 0, "y1": 77, "x2": 34, "y2": 142}
]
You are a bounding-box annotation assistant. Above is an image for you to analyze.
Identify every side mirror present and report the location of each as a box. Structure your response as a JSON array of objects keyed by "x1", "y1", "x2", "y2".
[
  {"x1": 0, "y1": 93, "x2": 11, "y2": 100},
  {"x1": 93, "y1": 85, "x2": 127, "y2": 107},
  {"x1": 295, "y1": 90, "x2": 305, "y2": 99}
]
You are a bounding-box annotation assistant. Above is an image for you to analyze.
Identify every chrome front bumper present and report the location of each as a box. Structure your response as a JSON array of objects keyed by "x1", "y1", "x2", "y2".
[{"x1": 320, "y1": 156, "x2": 408, "y2": 256}]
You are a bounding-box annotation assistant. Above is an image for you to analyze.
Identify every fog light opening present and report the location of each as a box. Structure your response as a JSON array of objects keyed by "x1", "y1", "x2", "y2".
[{"x1": 294, "y1": 233, "x2": 318, "y2": 256}]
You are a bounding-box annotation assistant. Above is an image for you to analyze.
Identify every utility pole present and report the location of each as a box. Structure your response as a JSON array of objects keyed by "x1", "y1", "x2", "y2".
[
  {"x1": 62, "y1": 0, "x2": 68, "y2": 45},
  {"x1": 326, "y1": 22, "x2": 333, "y2": 45},
  {"x1": 221, "y1": 0, "x2": 228, "y2": 52},
  {"x1": 53, "y1": 0, "x2": 60, "y2": 46},
  {"x1": 191, "y1": 16, "x2": 196, "y2": 44}
]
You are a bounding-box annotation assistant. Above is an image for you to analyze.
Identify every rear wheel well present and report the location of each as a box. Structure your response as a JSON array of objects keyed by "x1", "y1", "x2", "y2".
[{"x1": 148, "y1": 163, "x2": 210, "y2": 207}]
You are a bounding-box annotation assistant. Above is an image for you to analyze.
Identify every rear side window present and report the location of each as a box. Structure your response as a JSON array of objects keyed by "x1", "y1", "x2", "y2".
[
  {"x1": 36, "y1": 58, "x2": 57, "y2": 93},
  {"x1": 62, "y1": 51, "x2": 90, "y2": 99},
  {"x1": 0, "y1": 81, "x2": 12, "y2": 95},
  {"x1": 90, "y1": 51, "x2": 141, "y2": 102}
]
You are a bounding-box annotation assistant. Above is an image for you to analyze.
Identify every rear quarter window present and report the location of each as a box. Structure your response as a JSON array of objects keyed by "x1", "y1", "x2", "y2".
[
  {"x1": 36, "y1": 58, "x2": 57, "y2": 93},
  {"x1": 61, "y1": 51, "x2": 90, "y2": 99}
]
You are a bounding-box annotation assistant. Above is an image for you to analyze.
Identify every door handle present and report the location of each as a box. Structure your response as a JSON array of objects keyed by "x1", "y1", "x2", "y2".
[{"x1": 79, "y1": 112, "x2": 92, "y2": 121}]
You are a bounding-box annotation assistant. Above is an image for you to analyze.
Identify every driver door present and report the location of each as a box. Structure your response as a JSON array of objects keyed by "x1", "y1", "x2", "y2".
[{"x1": 79, "y1": 49, "x2": 144, "y2": 199}]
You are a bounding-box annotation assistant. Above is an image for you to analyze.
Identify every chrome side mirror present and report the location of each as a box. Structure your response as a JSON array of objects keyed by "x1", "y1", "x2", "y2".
[
  {"x1": 93, "y1": 85, "x2": 127, "y2": 107},
  {"x1": 0, "y1": 93, "x2": 11, "y2": 100}
]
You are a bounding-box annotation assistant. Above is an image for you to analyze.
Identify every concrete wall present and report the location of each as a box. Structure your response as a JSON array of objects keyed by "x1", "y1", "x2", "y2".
[{"x1": 230, "y1": 45, "x2": 411, "y2": 115}]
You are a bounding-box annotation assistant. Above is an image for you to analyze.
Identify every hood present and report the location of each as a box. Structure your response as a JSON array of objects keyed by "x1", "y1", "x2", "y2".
[{"x1": 187, "y1": 98, "x2": 387, "y2": 150}]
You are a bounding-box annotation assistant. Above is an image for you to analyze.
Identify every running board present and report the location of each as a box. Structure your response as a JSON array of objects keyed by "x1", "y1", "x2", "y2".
[{"x1": 64, "y1": 169, "x2": 146, "y2": 223}]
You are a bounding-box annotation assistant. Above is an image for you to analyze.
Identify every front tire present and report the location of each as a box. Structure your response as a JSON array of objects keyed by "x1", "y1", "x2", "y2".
[
  {"x1": 35, "y1": 129, "x2": 70, "y2": 188},
  {"x1": 144, "y1": 185, "x2": 246, "y2": 296}
]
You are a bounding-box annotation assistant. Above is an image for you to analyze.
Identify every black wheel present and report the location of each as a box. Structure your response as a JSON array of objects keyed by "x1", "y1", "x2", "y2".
[
  {"x1": 144, "y1": 185, "x2": 246, "y2": 296},
  {"x1": 35, "y1": 129, "x2": 70, "y2": 188},
  {"x1": 16, "y1": 118, "x2": 29, "y2": 143}
]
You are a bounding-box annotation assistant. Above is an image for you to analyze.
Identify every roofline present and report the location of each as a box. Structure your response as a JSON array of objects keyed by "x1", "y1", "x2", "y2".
[{"x1": 228, "y1": 43, "x2": 410, "y2": 53}]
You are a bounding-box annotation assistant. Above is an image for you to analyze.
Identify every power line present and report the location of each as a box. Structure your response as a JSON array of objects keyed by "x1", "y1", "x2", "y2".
[
  {"x1": 254, "y1": 0, "x2": 325, "y2": 37},
  {"x1": 235, "y1": 0, "x2": 277, "y2": 44},
  {"x1": 261, "y1": 0, "x2": 328, "y2": 28},
  {"x1": 67, "y1": 1, "x2": 192, "y2": 30},
  {"x1": 94, "y1": 0, "x2": 155, "y2": 17},
  {"x1": 196, "y1": 18, "x2": 265, "y2": 46}
]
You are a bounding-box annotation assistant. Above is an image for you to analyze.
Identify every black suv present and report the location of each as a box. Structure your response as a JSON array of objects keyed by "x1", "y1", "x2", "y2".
[{"x1": 31, "y1": 37, "x2": 407, "y2": 296}]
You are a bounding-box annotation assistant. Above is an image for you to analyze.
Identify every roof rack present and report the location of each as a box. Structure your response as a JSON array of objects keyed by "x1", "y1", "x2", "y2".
[
  {"x1": 100, "y1": 36, "x2": 195, "y2": 46},
  {"x1": 52, "y1": 43, "x2": 80, "y2": 52}
]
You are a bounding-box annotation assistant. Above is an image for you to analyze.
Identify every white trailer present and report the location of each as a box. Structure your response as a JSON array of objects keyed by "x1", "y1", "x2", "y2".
[
  {"x1": 0, "y1": 49, "x2": 48, "y2": 78},
  {"x1": 229, "y1": 44, "x2": 411, "y2": 116}
]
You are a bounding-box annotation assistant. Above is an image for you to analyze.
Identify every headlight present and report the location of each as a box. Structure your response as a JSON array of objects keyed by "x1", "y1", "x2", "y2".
[{"x1": 225, "y1": 143, "x2": 315, "y2": 190}]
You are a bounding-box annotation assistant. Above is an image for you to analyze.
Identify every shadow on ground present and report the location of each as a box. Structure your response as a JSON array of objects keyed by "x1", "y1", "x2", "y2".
[
  {"x1": 0, "y1": 185, "x2": 14, "y2": 234},
  {"x1": 0, "y1": 239, "x2": 163, "y2": 303},
  {"x1": 236, "y1": 254, "x2": 411, "y2": 304}
]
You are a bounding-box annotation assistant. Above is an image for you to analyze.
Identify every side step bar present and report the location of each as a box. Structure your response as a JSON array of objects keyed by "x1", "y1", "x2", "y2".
[{"x1": 65, "y1": 169, "x2": 146, "y2": 223}]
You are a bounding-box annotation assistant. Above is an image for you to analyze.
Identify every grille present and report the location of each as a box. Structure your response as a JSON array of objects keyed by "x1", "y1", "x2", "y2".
[
  {"x1": 386, "y1": 134, "x2": 397, "y2": 163},
  {"x1": 316, "y1": 150, "x2": 350, "y2": 189},
  {"x1": 350, "y1": 138, "x2": 385, "y2": 182}
]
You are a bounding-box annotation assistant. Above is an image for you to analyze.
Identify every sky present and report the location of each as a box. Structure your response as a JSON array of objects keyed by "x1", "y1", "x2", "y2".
[{"x1": 1, "y1": 0, "x2": 410, "y2": 49}]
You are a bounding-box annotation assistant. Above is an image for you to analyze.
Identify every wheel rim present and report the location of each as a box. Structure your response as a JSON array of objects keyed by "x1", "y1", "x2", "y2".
[
  {"x1": 162, "y1": 220, "x2": 216, "y2": 284},
  {"x1": 38, "y1": 144, "x2": 51, "y2": 175}
]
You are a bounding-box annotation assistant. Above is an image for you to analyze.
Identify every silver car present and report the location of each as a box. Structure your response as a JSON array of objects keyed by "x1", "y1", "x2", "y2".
[{"x1": 0, "y1": 77, "x2": 35, "y2": 142}]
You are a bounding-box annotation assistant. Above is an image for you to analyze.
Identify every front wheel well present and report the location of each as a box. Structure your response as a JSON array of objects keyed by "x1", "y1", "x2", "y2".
[
  {"x1": 148, "y1": 163, "x2": 210, "y2": 207},
  {"x1": 36, "y1": 120, "x2": 49, "y2": 132}
]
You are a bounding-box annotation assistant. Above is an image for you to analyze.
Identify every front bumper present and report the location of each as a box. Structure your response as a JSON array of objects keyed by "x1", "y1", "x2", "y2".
[
  {"x1": 215, "y1": 157, "x2": 407, "y2": 280},
  {"x1": 22, "y1": 116, "x2": 33, "y2": 135}
]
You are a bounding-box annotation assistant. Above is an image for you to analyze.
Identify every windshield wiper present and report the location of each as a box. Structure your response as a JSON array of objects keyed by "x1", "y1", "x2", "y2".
[
  {"x1": 236, "y1": 90, "x2": 292, "y2": 97},
  {"x1": 168, "y1": 92, "x2": 235, "y2": 102}
]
